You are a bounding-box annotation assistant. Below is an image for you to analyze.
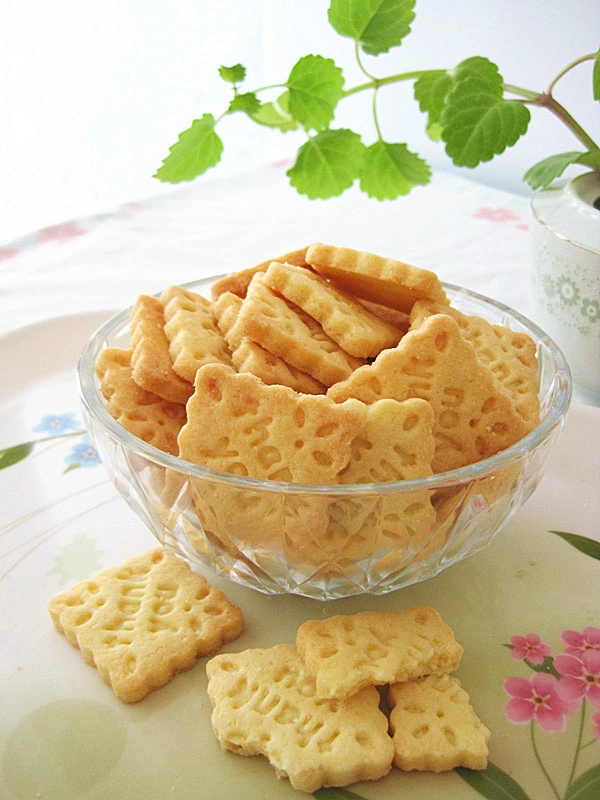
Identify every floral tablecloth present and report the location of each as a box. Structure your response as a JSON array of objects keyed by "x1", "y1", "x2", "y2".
[{"x1": 1, "y1": 164, "x2": 598, "y2": 800}]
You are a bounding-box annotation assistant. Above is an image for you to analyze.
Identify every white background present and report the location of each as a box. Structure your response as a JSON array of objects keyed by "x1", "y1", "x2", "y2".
[{"x1": 1, "y1": 0, "x2": 598, "y2": 244}]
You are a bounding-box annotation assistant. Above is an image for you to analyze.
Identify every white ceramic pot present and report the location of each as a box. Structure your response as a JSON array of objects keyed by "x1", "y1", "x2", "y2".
[{"x1": 530, "y1": 172, "x2": 600, "y2": 405}]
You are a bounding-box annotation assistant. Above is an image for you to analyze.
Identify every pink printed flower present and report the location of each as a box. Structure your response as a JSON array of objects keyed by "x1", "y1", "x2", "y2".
[
  {"x1": 510, "y1": 633, "x2": 553, "y2": 665},
  {"x1": 37, "y1": 220, "x2": 86, "y2": 243},
  {"x1": 472, "y1": 206, "x2": 521, "y2": 224},
  {"x1": 561, "y1": 626, "x2": 600, "y2": 657},
  {"x1": 592, "y1": 711, "x2": 600, "y2": 743},
  {"x1": 504, "y1": 673, "x2": 578, "y2": 732},
  {"x1": 555, "y1": 650, "x2": 600, "y2": 709}
]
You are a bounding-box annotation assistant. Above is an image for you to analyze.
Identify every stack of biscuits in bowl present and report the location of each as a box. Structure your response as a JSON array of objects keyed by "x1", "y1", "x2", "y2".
[{"x1": 86, "y1": 242, "x2": 562, "y2": 598}]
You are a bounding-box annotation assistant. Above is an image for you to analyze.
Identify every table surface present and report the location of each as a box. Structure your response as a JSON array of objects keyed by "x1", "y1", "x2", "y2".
[
  {"x1": 0, "y1": 164, "x2": 535, "y2": 336},
  {"x1": 1, "y1": 164, "x2": 599, "y2": 800}
]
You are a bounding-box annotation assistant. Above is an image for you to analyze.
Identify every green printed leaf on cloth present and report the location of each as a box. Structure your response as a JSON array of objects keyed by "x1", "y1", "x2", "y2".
[
  {"x1": 549, "y1": 530, "x2": 600, "y2": 561},
  {"x1": 328, "y1": 0, "x2": 416, "y2": 55},
  {"x1": 456, "y1": 761, "x2": 533, "y2": 799}
]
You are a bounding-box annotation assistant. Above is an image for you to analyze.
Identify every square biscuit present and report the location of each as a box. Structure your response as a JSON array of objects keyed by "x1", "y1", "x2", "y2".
[
  {"x1": 232, "y1": 337, "x2": 327, "y2": 395},
  {"x1": 296, "y1": 607, "x2": 463, "y2": 699},
  {"x1": 410, "y1": 299, "x2": 540, "y2": 430},
  {"x1": 48, "y1": 548, "x2": 244, "y2": 703},
  {"x1": 263, "y1": 260, "x2": 403, "y2": 358},
  {"x1": 95, "y1": 346, "x2": 186, "y2": 456},
  {"x1": 130, "y1": 293, "x2": 194, "y2": 404},
  {"x1": 328, "y1": 314, "x2": 530, "y2": 473},
  {"x1": 228, "y1": 273, "x2": 365, "y2": 387},
  {"x1": 306, "y1": 242, "x2": 448, "y2": 313},
  {"x1": 160, "y1": 284, "x2": 232, "y2": 382},
  {"x1": 178, "y1": 363, "x2": 363, "y2": 484},
  {"x1": 389, "y1": 673, "x2": 491, "y2": 772},
  {"x1": 210, "y1": 246, "x2": 310, "y2": 300},
  {"x1": 206, "y1": 643, "x2": 394, "y2": 793}
]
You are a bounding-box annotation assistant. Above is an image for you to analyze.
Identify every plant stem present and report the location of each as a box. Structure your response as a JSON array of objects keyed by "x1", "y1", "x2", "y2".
[
  {"x1": 343, "y1": 69, "x2": 436, "y2": 98},
  {"x1": 530, "y1": 723, "x2": 562, "y2": 800},
  {"x1": 547, "y1": 52, "x2": 600, "y2": 95},
  {"x1": 506, "y1": 87, "x2": 600, "y2": 153},
  {"x1": 565, "y1": 701, "x2": 587, "y2": 793}
]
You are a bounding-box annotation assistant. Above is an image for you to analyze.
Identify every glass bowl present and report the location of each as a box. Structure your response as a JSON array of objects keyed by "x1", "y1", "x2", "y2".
[{"x1": 78, "y1": 279, "x2": 572, "y2": 600}]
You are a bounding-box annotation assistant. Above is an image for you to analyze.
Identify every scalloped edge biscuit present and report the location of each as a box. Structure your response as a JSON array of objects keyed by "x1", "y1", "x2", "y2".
[
  {"x1": 306, "y1": 242, "x2": 448, "y2": 313},
  {"x1": 48, "y1": 548, "x2": 244, "y2": 703},
  {"x1": 296, "y1": 607, "x2": 463, "y2": 699}
]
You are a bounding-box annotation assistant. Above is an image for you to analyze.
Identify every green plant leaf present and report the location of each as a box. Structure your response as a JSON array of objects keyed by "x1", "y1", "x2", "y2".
[
  {"x1": 523, "y1": 151, "x2": 588, "y2": 189},
  {"x1": 359, "y1": 140, "x2": 431, "y2": 199},
  {"x1": 313, "y1": 788, "x2": 368, "y2": 799},
  {"x1": 228, "y1": 92, "x2": 261, "y2": 115},
  {"x1": 0, "y1": 441, "x2": 35, "y2": 471},
  {"x1": 154, "y1": 114, "x2": 224, "y2": 183},
  {"x1": 250, "y1": 91, "x2": 298, "y2": 131},
  {"x1": 441, "y1": 57, "x2": 530, "y2": 168},
  {"x1": 592, "y1": 49, "x2": 600, "y2": 101},
  {"x1": 219, "y1": 63, "x2": 246, "y2": 84},
  {"x1": 287, "y1": 128, "x2": 364, "y2": 198},
  {"x1": 286, "y1": 55, "x2": 345, "y2": 131},
  {"x1": 414, "y1": 70, "x2": 453, "y2": 138},
  {"x1": 328, "y1": 0, "x2": 416, "y2": 55},
  {"x1": 565, "y1": 763, "x2": 600, "y2": 799},
  {"x1": 456, "y1": 762, "x2": 533, "y2": 799},
  {"x1": 549, "y1": 530, "x2": 600, "y2": 560}
]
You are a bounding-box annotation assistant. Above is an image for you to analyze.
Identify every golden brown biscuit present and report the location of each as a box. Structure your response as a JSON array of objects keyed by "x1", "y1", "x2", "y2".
[
  {"x1": 389, "y1": 673, "x2": 491, "y2": 772},
  {"x1": 263, "y1": 260, "x2": 403, "y2": 358},
  {"x1": 48, "y1": 548, "x2": 244, "y2": 703},
  {"x1": 328, "y1": 314, "x2": 530, "y2": 473},
  {"x1": 161, "y1": 284, "x2": 232, "y2": 382},
  {"x1": 306, "y1": 242, "x2": 448, "y2": 313},
  {"x1": 410, "y1": 298, "x2": 540, "y2": 429},
  {"x1": 206, "y1": 643, "x2": 394, "y2": 793},
  {"x1": 296, "y1": 607, "x2": 463, "y2": 698},
  {"x1": 95, "y1": 346, "x2": 186, "y2": 456},
  {"x1": 178, "y1": 363, "x2": 363, "y2": 483},
  {"x1": 229, "y1": 273, "x2": 365, "y2": 387},
  {"x1": 130, "y1": 293, "x2": 194, "y2": 404}
]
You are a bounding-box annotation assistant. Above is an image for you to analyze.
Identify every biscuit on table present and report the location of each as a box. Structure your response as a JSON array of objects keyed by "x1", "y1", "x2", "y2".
[
  {"x1": 95, "y1": 346, "x2": 186, "y2": 456},
  {"x1": 388, "y1": 673, "x2": 491, "y2": 772},
  {"x1": 48, "y1": 548, "x2": 244, "y2": 703},
  {"x1": 206, "y1": 643, "x2": 394, "y2": 793},
  {"x1": 306, "y1": 242, "x2": 448, "y2": 313},
  {"x1": 410, "y1": 298, "x2": 540, "y2": 430},
  {"x1": 296, "y1": 607, "x2": 463, "y2": 699},
  {"x1": 263, "y1": 260, "x2": 403, "y2": 358},
  {"x1": 130, "y1": 293, "x2": 194, "y2": 404},
  {"x1": 328, "y1": 314, "x2": 530, "y2": 473},
  {"x1": 160, "y1": 284, "x2": 232, "y2": 383}
]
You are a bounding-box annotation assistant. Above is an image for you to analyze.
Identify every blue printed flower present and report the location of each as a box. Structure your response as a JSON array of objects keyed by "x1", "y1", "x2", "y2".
[
  {"x1": 64, "y1": 436, "x2": 100, "y2": 469},
  {"x1": 33, "y1": 412, "x2": 80, "y2": 437}
]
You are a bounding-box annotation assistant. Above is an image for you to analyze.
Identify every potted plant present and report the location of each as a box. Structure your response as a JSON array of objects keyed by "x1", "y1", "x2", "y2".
[{"x1": 154, "y1": 0, "x2": 600, "y2": 401}]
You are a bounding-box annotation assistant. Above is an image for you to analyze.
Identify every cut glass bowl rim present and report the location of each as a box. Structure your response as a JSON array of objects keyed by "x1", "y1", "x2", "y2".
[{"x1": 78, "y1": 278, "x2": 572, "y2": 496}]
